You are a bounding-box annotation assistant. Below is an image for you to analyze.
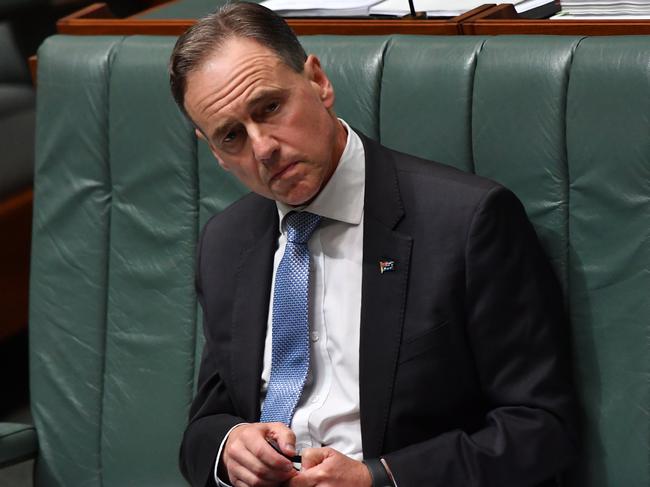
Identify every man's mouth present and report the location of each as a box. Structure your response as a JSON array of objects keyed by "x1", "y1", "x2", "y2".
[{"x1": 270, "y1": 161, "x2": 298, "y2": 182}]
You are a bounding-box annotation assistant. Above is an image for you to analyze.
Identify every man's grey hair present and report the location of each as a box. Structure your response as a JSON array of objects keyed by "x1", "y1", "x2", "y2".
[{"x1": 169, "y1": 2, "x2": 307, "y2": 117}]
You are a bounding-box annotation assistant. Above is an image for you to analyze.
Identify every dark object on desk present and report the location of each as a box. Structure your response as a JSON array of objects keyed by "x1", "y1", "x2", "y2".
[
  {"x1": 409, "y1": 0, "x2": 416, "y2": 15},
  {"x1": 408, "y1": 0, "x2": 417, "y2": 16},
  {"x1": 402, "y1": 10, "x2": 428, "y2": 19},
  {"x1": 518, "y1": 0, "x2": 561, "y2": 18}
]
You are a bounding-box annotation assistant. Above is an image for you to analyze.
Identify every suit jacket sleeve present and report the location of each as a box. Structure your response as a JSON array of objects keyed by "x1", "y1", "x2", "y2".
[{"x1": 383, "y1": 187, "x2": 578, "y2": 486}]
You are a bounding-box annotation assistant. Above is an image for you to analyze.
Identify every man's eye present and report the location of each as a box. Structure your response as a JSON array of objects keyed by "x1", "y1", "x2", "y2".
[
  {"x1": 265, "y1": 102, "x2": 279, "y2": 114},
  {"x1": 223, "y1": 130, "x2": 237, "y2": 143}
]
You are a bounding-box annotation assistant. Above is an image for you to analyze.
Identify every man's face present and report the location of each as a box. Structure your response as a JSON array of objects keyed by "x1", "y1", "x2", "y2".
[{"x1": 184, "y1": 37, "x2": 345, "y2": 206}]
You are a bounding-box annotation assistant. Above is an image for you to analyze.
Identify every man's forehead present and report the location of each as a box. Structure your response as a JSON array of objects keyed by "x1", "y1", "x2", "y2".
[
  {"x1": 200, "y1": 36, "x2": 284, "y2": 73},
  {"x1": 184, "y1": 36, "x2": 305, "y2": 134}
]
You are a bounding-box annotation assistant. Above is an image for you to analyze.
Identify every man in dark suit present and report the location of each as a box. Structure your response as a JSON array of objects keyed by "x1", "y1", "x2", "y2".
[{"x1": 169, "y1": 3, "x2": 578, "y2": 487}]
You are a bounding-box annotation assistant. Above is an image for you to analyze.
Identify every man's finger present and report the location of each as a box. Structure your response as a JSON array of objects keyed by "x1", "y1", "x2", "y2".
[
  {"x1": 266, "y1": 422, "x2": 298, "y2": 457},
  {"x1": 285, "y1": 472, "x2": 314, "y2": 487},
  {"x1": 246, "y1": 435, "x2": 295, "y2": 472},
  {"x1": 229, "y1": 450, "x2": 292, "y2": 487},
  {"x1": 239, "y1": 447, "x2": 286, "y2": 480},
  {"x1": 300, "y1": 447, "x2": 329, "y2": 470},
  {"x1": 225, "y1": 424, "x2": 296, "y2": 484}
]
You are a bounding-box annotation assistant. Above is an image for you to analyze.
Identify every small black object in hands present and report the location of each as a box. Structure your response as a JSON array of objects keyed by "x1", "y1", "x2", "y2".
[{"x1": 266, "y1": 438, "x2": 302, "y2": 464}]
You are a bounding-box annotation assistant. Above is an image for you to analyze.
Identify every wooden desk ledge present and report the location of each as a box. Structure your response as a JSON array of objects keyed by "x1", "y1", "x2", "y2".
[
  {"x1": 56, "y1": 2, "x2": 496, "y2": 36},
  {"x1": 462, "y1": 3, "x2": 650, "y2": 34}
]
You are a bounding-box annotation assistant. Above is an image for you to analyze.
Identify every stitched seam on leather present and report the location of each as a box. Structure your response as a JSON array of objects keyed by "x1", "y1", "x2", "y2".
[
  {"x1": 563, "y1": 37, "x2": 586, "y2": 320},
  {"x1": 563, "y1": 42, "x2": 584, "y2": 479},
  {"x1": 468, "y1": 38, "x2": 488, "y2": 176},
  {"x1": 563, "y1": 37, "x2": 589, "y2": 486},
  {"x1": 563, "y1": 36, "x2": 586, "y2": 308},
  {"x1": 97, "y1": 35, "x2": 126, "y2": 487},
  {"x1": 376, "y1": 36, "x2": 391, "y2": 143}
]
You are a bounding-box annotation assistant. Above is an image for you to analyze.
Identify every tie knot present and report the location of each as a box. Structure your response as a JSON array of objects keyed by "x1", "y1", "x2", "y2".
[{"x1": 285, "y1": 212, "x2": 321, "y2": 244}]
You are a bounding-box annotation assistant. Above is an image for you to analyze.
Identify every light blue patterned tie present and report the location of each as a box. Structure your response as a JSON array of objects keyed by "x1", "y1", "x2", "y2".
[{"x1": 260, "y1": 211, "x2": 322, "y2": 425}]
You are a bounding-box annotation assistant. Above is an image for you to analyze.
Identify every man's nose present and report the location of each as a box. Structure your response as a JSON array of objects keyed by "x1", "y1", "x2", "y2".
[{"x1": 250, "y1": 128, "x2": 279, "y2": 165}]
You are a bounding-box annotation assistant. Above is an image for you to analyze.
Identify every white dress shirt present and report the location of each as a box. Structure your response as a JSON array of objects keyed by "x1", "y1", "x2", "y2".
[{"x1": 215, "y1": 120, "x2": 366, "y2": 485}]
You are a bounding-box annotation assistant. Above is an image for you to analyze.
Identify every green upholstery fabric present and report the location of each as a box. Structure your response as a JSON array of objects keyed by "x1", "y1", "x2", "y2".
[
  {"x1": 103, "y1": 36, "x2": 198, "y2": 486},
  {"x1": 32, "y1": 36, "x2": 122, "y2": 487},
  {"x1": 380, "y1": 36, "x2": 486, "y2": 172},
  {"x1": 472, "y1": 36, "x2": 579, "y2": 291},
  {"x1": 0, "y1": 423, "x2": 37, "y2": 468},
  {"x1": 564, "y1": 37, "x2": 650, "y2": 487},
  {"x1": 30, "y1": 34, "x2": 650, "y2": 486},
  {"x1": 302, "y1": 36, "x2": 388, "y2": 140}
]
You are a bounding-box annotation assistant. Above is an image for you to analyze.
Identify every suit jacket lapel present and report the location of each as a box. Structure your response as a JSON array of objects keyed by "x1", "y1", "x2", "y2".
[
  {"x1": 230, "y1": 197, "x2": 278, "y2": 421},
  {"x1": 358, "y1": 133, "x2": 413, "y2": 458}
]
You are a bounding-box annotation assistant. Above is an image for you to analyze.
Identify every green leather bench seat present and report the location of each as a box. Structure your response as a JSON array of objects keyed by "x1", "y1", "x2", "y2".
[
  {"x1": 0, "y1": 423, "x2": 37, "y2": 468},
  {"x1": 30, "y1": 34, "x2": 650, "y2": 486}
]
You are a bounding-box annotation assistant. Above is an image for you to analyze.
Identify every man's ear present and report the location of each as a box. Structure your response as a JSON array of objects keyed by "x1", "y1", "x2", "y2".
[
  {"x1": 195, "y1": 128, "x2": 230, "y2": 171},
  {"x1": 304, "y1": 54, "x2": 335, "y2": 109}
]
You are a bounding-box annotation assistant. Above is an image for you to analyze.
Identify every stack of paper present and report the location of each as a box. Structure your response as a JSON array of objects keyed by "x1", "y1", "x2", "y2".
[
  {"x1": 552, "y1": 0, "x2": 650, "y2": 18},
  {"x1": 261, "y1": 0, "x2": 557, "y2": 17},
  {"x1": 260, "y1": 0, "x2": 383, "y2": 17},
  {"x1": 368, "y1": 0, "x2": 551, "y2": 16}
]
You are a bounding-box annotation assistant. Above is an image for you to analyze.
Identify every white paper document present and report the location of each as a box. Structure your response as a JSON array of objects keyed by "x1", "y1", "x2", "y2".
[
  {"x1": 552, "y1": 0, "x2": 650, "y2": 18},
  {"x1": 515, "y1": 0, "x2": 555, "y2": 12},
  {"x1": 553, "y1": 10, "x2": 650, "y2": 16},
  {"x1": 260, "y1": 0, "x2": 383, "y2": 16}
]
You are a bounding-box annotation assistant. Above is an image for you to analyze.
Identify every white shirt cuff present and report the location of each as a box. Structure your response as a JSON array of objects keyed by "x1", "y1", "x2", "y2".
[{"x1": 214, "y1": 423, "x2": 249, "y2": 487}]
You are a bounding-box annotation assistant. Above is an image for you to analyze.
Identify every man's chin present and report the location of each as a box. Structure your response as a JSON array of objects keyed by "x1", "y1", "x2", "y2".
[
  {"x1": 269, "y1": 181, "x2": 322, "y2": 207},
  {"x1": 275, "y1": 190, "x2": 320, "y2": 208}
]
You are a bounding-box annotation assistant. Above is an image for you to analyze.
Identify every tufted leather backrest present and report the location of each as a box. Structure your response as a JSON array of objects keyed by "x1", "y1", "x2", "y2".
[{"x1": 32, "y1": 34, "x2": 650, "y2": 486}]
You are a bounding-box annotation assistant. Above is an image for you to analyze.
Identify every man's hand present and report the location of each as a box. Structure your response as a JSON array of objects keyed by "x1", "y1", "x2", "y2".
[
  {"x1": 286, "y1": 447, "x2": 372, "y2": 487},
  {"x1": 222, "y1": 422, "x2": 298, "y2": 487}
]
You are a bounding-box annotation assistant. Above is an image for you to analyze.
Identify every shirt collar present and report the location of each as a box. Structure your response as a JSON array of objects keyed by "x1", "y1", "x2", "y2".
[{"x1": 276, "y1": 119, "x2": 365, "y2": 231}]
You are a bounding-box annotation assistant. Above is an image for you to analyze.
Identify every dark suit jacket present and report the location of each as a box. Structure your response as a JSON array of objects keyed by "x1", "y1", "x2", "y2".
[{"x1": 180, "y1": 133, "x2": 578, "y2": 487}]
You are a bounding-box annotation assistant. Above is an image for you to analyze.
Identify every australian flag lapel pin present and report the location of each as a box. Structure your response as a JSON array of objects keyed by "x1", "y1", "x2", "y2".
[{"x1": 379, "y1": 259, "x2": 395, "y2": 274}]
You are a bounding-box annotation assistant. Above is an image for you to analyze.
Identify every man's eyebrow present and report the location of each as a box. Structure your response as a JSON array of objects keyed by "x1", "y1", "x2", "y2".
[
  {"x1": 246, "y1": 88, "x2": 285, "y2": 110},
  {"x1": 208, "y1": 89, "x2": 286, "y2": 142}
]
